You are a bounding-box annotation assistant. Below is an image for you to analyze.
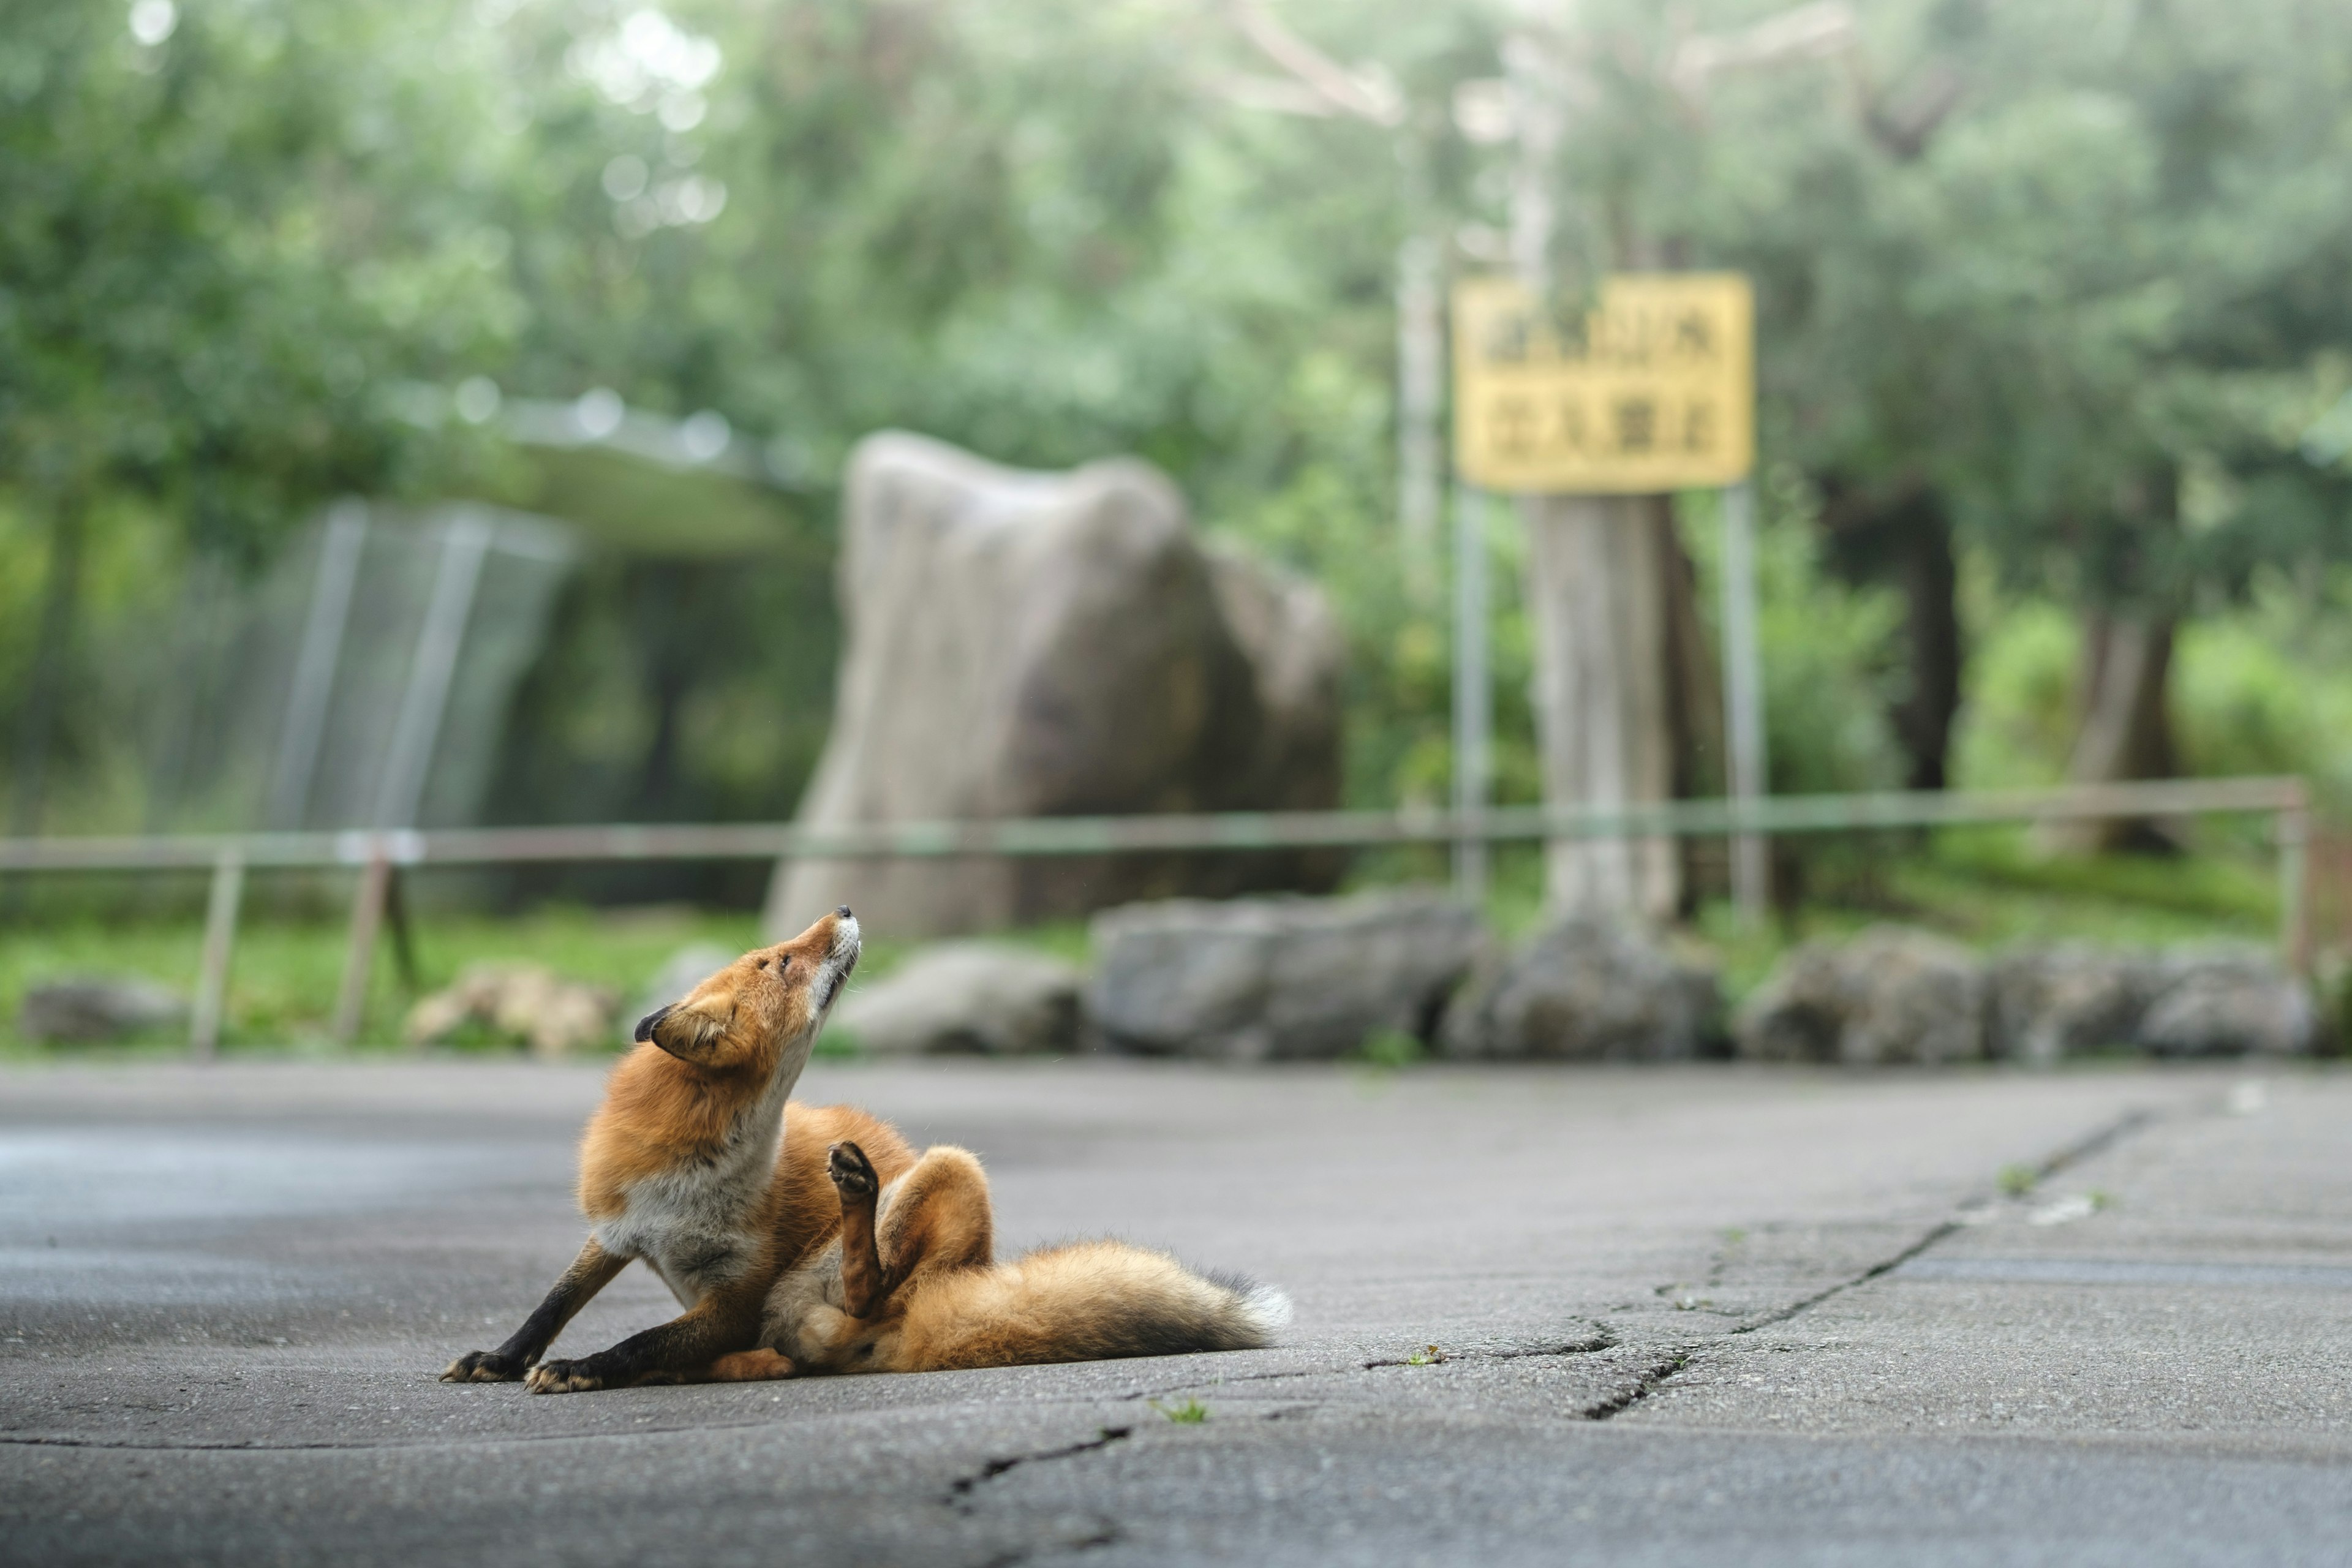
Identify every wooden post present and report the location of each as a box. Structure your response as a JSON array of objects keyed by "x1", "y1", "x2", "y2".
[
  {"x1": 2278, "y1": 787, "x2": 2310, "y2": 974},
  {"x1": 1521, "y1": 493, "x2": 1682, "y2": 921},
  {"x1": 189, "y1": 847, "x2": 245, "y2": 1061},
  {"x1": 383, "y1": 865, "x2": 420, "y2": 993},
  {"x1": 333, "y1": 848, "x2": 391, "y2": 1045}
]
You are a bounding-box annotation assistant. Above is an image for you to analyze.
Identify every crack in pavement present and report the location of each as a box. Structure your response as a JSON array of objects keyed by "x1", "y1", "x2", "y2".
[
  {"x1": 944, "y1": 1425, "x2": 1133, "y2": 1509},
  {"x1": 1727, "y1": 1104, "x2": 2160, "y2": 1340},
  {"x1": 1585, "y1": 1106, "x2": 2167, "y2": 1423},
  {"x1": 1362, "y1": 1326, "x2": 1616, "y2": 1369},
  {"x1": 1578, "y1": 1356, "x2": 1694, "y2": 1420},
  {"x1": 1096, "y1": 1327, "x2": 1622, "y2": 1411}
]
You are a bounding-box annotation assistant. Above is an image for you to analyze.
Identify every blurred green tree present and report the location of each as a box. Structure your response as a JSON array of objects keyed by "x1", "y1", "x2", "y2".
[
  {"x1": 9, "y1": 0, "x2": 2352, "y2": 868},
  {"x1": 0, "y1": 0, "x2": 516, "y2": 831},
  {"x1": 1660, "y1": 0, "x2": 2352, "y2": 826}
]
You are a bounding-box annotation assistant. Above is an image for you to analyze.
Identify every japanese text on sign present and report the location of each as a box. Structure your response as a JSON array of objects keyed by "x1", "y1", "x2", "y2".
[{"x1": 1453, "y1": 273, "x2": 1755, "y2": 492}]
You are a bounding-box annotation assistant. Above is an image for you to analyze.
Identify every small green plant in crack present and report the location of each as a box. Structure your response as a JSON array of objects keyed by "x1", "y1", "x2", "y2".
[
  {"x1": 1997, "y1": 1163, "x2": 2038, "y2": 1199},
  {"x1": 1719, "y1": 1227, "x2": 1747, "y2": 1246},
  {"x1": 1355, "y1": 1028, "x2": 1425, "y2": 1069},
  {"x1": 1150, "y1": 1398, "x2": 1209, "y2": 1424},
  {"x1": 1402, "y1": 1344, "x2": 1446, "y2": 1366}
]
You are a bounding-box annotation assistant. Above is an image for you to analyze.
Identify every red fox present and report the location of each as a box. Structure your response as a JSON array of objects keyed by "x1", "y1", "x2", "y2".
[{"x1": 443, "y1": 908, "x2": 1287, "y2": 1393}]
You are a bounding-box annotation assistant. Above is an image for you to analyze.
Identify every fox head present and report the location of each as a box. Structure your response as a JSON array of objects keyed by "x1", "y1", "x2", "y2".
[{"x1": 631, "y1": 907, "x2": 861, "y2": 1075}]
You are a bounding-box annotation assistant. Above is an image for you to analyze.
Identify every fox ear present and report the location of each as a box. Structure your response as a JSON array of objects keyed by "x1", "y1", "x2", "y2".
[{"x1": 639, "y1": 997, "x2": 729, "y2": 1061}]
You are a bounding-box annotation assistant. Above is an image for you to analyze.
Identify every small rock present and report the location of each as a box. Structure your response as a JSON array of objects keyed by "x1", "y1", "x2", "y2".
[
  {"x1": 1737, "y1": 925, "x2": 1986, "y2": 1066},
  {"x1": 1442, "y1": 918, "x2": 1721, "y2": 1061},
  {"x1": 1987, "y1": 944, "x2": 2163, "y2": 1064},
  {"x1": 18, "y1": 977, "x2": 186, "y2": 1044},
  {"x1": 2136, "y1": 948, "x2": 2316, "y2": 1057},
  {"x1": 831, "y1": 943, "x2": 1084, "y2": 1055},
  {"x1": 406, "y1": 964, "x2": 619, "y2": 1058},
  {"x1": 625, "y1": 944, "x2": 736, "y2": 1044},
  {"x1": 1088, "y1": 891, "x2": 1485, "y2": 1061}
]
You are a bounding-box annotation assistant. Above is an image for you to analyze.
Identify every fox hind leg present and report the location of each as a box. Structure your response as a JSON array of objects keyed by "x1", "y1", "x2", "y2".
[
  {"x1": 874, "y1": 1145, "x2": 994, "y2": 1283},
  {"x1": 829, "y1": 1142, "x2": 995, "y2": 1321},
  {"x1": 829, "y1": 1140, "x2": 888, "y2": 1317}
]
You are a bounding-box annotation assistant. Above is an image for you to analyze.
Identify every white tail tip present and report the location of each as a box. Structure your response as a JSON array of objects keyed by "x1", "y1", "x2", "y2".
[{"x1": 1238, "y1": 1283, "x2": 1294, "y2": 1338}]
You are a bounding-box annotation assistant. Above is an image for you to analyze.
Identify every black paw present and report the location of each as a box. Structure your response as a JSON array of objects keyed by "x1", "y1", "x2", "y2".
[
  {"x1": 827, "y1": 1140, "x2": 878, "y2": 1198},
  {"x1": 526, "y1": 1357, "x2": 608, "y2": 1395},
  {"x1": 441, "y1": 1349, "x2": 528, "y2": 1383}
]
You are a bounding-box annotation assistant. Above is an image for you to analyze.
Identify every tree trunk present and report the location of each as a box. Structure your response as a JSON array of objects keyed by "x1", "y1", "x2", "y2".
[
  {"x1": 1520, "y1": 492, "x2": 1680, "y2": 921},
  {"x1": 9, "y1": 499, "x2": 86, "y2": 840},
  {"x1": 1660, "y1": 516, "x2": 1724, "y2": 915},
  {"x1": 2046, "y1": 612, "x2": 2176, "y2": 854},
  {"x1": 1817, "y1": 480, "x2": 1964, "y2": 792},
  {"x1": 1891, "y1": 499, "x2": 1962, "y2": 792}
]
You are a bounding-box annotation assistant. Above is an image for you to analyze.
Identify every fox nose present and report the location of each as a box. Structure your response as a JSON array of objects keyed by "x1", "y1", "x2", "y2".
[{"x1": 835, "y1": 905, "x2": 852, "y2": 919}]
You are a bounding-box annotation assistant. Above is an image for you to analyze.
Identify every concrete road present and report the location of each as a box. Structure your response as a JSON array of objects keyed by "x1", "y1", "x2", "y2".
[{"x1": 1, "y1": 1058, "x2": 2345, "y2": 1566}]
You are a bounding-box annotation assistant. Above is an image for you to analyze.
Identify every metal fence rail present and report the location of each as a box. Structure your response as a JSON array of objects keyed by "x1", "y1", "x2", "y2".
[{"x1": 0, "y1": 774, "x2": 2310, "y2": 1058}]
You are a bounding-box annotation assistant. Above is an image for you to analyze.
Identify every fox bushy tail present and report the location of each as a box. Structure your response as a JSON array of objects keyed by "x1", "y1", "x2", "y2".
[{"x1": 908, "y1": 1240, "x2": 1291, "y2": 1371}]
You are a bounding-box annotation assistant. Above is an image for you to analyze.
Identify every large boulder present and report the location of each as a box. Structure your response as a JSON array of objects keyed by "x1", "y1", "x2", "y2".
[
  {"x1": 1088, "y1": 891, "x2": 1484, "y2": 1061},
  {"x1": 2136, "y1": 948, "x2": 2318, "y2": 1057},
  {"x1": 18, "y1": 977, "x2": 186, "y2": 1044},
  {"x1": 831, "y1": 943, "x2": 1084, "y2": 1055},
  {"x1": 766, "y1": 432, "x2": 1343, "y2": 940},
  {"x1": 1987, "y1": 944, "x2": 2163, "y2": 1064},
  {"x1": 1442, "y1": 918, "x2": 1721, "y2": 1061},
  {"x1": 1737, "y1": 925, "x2": 1986, "y2": 1066}
]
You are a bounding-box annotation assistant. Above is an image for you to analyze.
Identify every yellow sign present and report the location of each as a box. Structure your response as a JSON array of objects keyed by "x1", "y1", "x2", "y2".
[{"x1": 1453, "y1": 273, "x2": 1754, "y2": 493}]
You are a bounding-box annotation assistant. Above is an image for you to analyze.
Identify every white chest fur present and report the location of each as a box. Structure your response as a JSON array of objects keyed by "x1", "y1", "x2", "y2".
[{"x1": 591, "y1": 1041, "x2": 810, "y2": 1307}]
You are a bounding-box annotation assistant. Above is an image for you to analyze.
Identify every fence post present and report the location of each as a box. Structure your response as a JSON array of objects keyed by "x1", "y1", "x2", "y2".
[
  {"x1": 2278, "y1": 786, "x2": 2310, "y2": 975},
  {"x1": 333, "y1": 847, "x2": 391, "y2": 1044},
  {"x1": 189, "y1": 846, "x2": 245, "y2": 1061}
]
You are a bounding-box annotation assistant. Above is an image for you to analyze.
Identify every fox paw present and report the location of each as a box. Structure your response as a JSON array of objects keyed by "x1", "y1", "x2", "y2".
[
  {"x1": 827, "y1": 1141, "x2": 878, "y2": 1199},
  {"x1": 442, "y1": 1349, "x2": 527, "y2": 1383},
  {"x1": 525, "y1": 1358, "x2": 608, "y2": 1395},
  {"x1": 708, "y1": 1349, "x2": 797, "y2": 1382}
]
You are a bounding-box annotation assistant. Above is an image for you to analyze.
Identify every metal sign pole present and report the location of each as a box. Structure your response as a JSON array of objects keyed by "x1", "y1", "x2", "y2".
[
  {"x1": 266, "y1": 500, "x2": 369, "y2": 830},
  {"x1": 1397, "y1": 235, "x2": 1444, "y2": 590},
  {"x1": 1719, "y1": 479, "x2": 1771, "y2": 922},
  {"x1": 372, "y1": 508, "x2": 493, "y2": 832}
]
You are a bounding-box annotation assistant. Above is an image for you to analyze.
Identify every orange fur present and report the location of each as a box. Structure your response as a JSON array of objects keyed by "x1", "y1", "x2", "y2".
[
  {"x1": 758, "y1": 1144, "x2": 1289, "y2": 1378},
  {"x1": 445, "y1": 910, "x2": 1283, "y2": 1395}
]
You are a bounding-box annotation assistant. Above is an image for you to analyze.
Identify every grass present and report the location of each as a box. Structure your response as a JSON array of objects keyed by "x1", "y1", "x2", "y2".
[
  {"x1": 0, "y1": 822, "x2": 2298, "y2": 1056},
  {"x1": 1354, "y1": 1027, "x2": 1427, "y2": 1069},
  {"x1": 0, "y1": 902, "x2": 1085, "y2": 1057},
  {"x1": 1150, "y1": 1398, "x2": 1209, "y2": 1424}
]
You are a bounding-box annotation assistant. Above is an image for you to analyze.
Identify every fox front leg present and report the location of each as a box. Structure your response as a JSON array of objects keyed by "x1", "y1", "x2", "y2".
[
  {"x1": 442, "y1": 1238, "x2": 626, "y2": 1383},
  {"x1": 525, "y1": 1281, "x2": 769, "y2": 1394}
]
